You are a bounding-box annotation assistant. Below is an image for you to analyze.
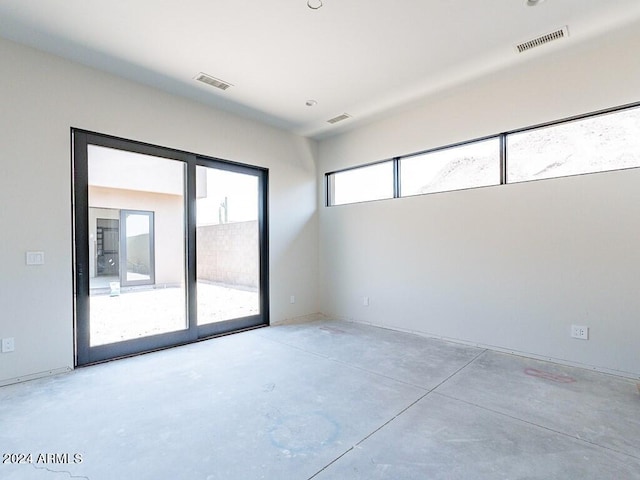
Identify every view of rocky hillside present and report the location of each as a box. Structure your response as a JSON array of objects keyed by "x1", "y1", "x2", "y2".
[{"x1": 413, "y1": 107, "x2": 640, "y2": 194}]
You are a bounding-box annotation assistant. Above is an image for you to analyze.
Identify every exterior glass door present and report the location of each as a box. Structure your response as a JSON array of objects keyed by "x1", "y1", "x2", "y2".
[
  {"x1": 84, "y1": 143, "x2": 187, "y2": 353},
  {"x1": 120, "y1": 210, "x2": 155, "y2": 287},
  {"x1": 73, "y1": 131, "x2": 268, "y2": 365},
  {"x1": 196, "y1": 165, "x2": 260, "y2": 326}
]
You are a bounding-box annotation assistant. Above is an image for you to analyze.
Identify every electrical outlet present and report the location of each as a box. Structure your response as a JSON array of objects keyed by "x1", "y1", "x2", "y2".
[
  {"x1": 1, "y1": 337, "x2": 15, "y2": 353},
  {"x1": 571, "y1": 325, "x2": 589, "y2": 340},
  {"x1": 290, "y1": 295, "x2": 295, "y2": 304},
  {"x1": 363, "y1": 296, "x2": 370, "y2": 306}
]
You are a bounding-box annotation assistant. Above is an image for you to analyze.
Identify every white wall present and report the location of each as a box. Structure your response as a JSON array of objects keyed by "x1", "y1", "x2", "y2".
[
  {"x1": 0, "y1": 37, "x2": 318, "y2": 385},
  {"x1": 318, "y1": 19, "x2": 640, "y2": 378}
]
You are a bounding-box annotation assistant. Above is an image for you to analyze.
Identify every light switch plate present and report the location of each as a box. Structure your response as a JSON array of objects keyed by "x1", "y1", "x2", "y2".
[
  {"x1": 26, "y1": 251, "x2": 45, "y2": 265},
  {"x1": 2, "y1": 337, "x2": 15, "y2": 353}
]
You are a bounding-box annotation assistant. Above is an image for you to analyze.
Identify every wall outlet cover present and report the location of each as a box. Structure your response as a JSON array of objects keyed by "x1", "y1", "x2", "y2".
[{"x1": 571, "y1": 325, "x2": 589, "y2": 340}]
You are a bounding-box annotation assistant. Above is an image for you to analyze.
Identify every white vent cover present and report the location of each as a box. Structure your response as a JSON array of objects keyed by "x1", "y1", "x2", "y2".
[
  {"x1": 194, "y1": 72, "x2": 233, "y2": 90},
  {"x1": 327, "y1": 113, "x2": 352, "y2": 124},
  {"x1": 516, "y1": 26, "x2": 569, "y2": 53}
]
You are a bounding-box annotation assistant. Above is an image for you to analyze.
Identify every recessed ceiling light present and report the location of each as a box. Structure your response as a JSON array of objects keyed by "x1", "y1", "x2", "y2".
[
  {"x1": 306, "y1": 100, "x2": 318, "y2": 107},
  {"x1": 526, "y1": 0, "x2": 546, "y2": 6},
  {"x1": 307, "y1": 0, "x2": 323, "y2": 9}
]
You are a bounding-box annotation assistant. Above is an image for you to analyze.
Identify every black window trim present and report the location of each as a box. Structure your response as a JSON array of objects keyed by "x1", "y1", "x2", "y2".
[{"x1": 325, "y1": 100, "x2": 640, "y2": 207}]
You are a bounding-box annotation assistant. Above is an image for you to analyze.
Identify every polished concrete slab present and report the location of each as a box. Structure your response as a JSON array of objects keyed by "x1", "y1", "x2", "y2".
[{"x1": 1, "y1": 320, "x2": 638, "y2": 479}]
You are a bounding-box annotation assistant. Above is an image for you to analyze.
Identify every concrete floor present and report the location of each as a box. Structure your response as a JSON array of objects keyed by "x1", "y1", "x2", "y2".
[{"x1": 1, "y1": 320, "x2": 638, "y2": 479}]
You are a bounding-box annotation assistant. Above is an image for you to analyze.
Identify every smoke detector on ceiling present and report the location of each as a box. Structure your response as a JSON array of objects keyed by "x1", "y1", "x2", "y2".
[
  {"x1": 516, "y1": 26, "x2": 569, "y2": 53},
  {"x1": 194, "y1": 72, "x2": 233, "y2": 90}
]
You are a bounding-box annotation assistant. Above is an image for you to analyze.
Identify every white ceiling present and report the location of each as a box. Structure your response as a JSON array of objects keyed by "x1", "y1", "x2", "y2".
[{"x1": 1, "y1": 0, "x2": 640, "y2": 139}]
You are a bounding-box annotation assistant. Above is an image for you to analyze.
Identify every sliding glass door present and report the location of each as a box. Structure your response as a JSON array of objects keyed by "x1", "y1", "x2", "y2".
[
  {"x1": 73, "y1": 131, "x2": 268, "y2": 365},
  {"x1": 196, "y1": 164, "x2": 261, "y2": 328},
  {"x1": 86, "y1": 148, "x2": 187, "y2": 349}
]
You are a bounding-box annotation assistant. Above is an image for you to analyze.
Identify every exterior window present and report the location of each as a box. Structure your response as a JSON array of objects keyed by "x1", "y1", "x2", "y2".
[
  {"x1": 507, "y1": 106, "x2": 640, "y2": 183},
  {"x1": 400, "y1": 138, "x2": 500, "y2": 197},
  {"x1": 328, "y1": 161, "x2": 394, "y2": 206},
  {"x1": 325, "y1": 103, "x2": 640, "y2": 207}
]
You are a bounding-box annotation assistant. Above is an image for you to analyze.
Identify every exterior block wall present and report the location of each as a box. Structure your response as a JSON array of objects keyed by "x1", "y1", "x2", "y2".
[{"x1": 196, "y1": 220, "x2": 259, "y2": 289}]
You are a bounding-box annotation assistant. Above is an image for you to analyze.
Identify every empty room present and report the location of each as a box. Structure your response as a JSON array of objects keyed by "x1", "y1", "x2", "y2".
[{"x1": 1, "y1": 1, "x2": 639, "y2": 479}]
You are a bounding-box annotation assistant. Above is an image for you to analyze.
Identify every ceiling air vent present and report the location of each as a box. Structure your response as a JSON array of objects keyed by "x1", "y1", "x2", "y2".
[
  {"x1": 327, "y1": 113, "x2": 352, "y2": 124},
  {"x1": 194, "y1": 72, "x2": 233, "y2": 90},
  {"x1": 516, "y1": 26, "x2": 569, "y2": 53}
]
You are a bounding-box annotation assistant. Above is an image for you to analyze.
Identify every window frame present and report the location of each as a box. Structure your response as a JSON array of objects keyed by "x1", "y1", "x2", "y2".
[
  {"x1": 325, "y1": 159, "x2": 396, "y2": 207},
  {"x1": 505, "y1": 103, "x2": 640, "y2": 184},
  {"x1": 398, "y1": 136, "x2": 502, "y2": 198},
  {"x1": 325, "y1": 100, "x2": 640, "y2": 207}
]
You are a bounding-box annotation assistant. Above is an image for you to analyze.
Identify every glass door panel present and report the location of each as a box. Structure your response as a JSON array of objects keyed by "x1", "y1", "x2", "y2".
[
  {"x1": 121, "y1": 210, "x2": 154, "y2": 286},
  {"x1": 196, "y1": 165, "x2": 260, "y2": 325},
  {"x1": 87, "y1": 145, "x2": 187, "y2": 347}
]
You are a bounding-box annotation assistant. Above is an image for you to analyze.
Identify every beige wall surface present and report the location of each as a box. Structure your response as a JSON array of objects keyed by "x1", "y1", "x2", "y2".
[
  {"x1": 317, "y1": 19, "x2": 640, "y2": 377},
  {"x1": 0, "y1": 37, "x2": 318, "y2": 385}
]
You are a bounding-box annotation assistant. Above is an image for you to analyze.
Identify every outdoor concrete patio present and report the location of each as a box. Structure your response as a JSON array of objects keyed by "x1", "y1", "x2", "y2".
[
  {"x1": 1, "y1": 320, "x2": 638, "y2": 479},
  {"x1": 89, "y1": 282, "x2": 259, "y2": 346}
]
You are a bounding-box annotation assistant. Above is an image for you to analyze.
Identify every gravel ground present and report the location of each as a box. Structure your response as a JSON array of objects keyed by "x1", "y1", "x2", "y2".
[{"x1": 90, "y1": 282, "x2": 259, "y2": 346}]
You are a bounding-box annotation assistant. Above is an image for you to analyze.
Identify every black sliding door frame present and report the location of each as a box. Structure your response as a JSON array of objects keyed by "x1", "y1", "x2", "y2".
[
  {"x1": 72, "y1": 129, "x2": 269, "y2": 366},
  {"x1": 194, "y1": 157, "x2": 270, "y2": 338}
]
